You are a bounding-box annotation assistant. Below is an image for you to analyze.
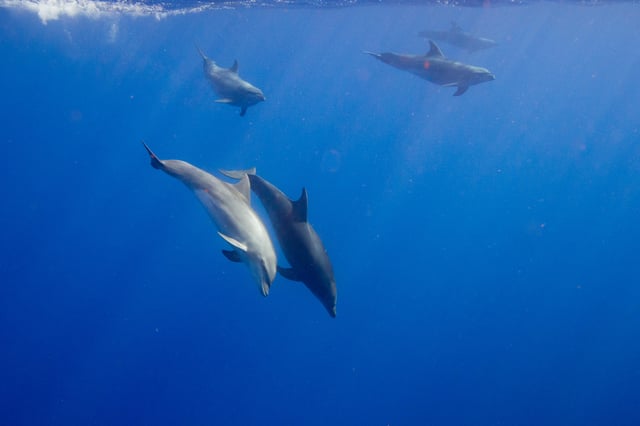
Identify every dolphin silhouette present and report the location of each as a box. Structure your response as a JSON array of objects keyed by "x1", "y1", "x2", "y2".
[
  {"x1": 418, "y1": 22, "x2": 498, "y2": 53},
  {"x1": 143, "y1": 143, "x2": 277, "y2": 296},
  {"x1": 365, "y1": 40, "x2": 495, "y2": 96},
  {"x1": 197, "y1": 46, "x2": 265, "y2": 116},
  {"x1": 221, "y1": 169, "x2": 337, "y2": 318}
]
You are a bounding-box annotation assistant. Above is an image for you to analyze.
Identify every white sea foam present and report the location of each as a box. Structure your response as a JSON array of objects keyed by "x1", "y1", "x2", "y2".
[{"x1": 0, "y1": 0, "x2": 212, "y2": 24}]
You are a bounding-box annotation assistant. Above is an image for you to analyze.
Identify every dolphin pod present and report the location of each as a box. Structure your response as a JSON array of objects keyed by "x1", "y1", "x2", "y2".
[
  {"x1": 221, "y1": 169, "x2": 338, "y2": 318},
  {"x1": 143, "y1": 143, "x2": 277, "y2": 297},
  {"x1": 365, "y1": 40, "x2": 495, "y2": 96},
  {"x1": 145, "y1": 28, "x2": 499, "y2": 316},
  {"x1": 197, "y1": 46, "x2": 265, "y2": 116}
]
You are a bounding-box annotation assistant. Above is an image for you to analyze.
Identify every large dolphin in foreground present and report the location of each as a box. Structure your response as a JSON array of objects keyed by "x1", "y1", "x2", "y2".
[
  {"x1": 197, "y1": 46, "x2": 265, "y2": 116},
  {"x1": 418, "y1": 22, "x2": 498, "y2": 53},
  {"x1": 143, "y1": 143, "x2": 277, "y2": 296},
  {"x1": 365, "y1": 40, "x2": 495, "y2": 96},
  {"x1": 221, "y1": 169, "x2": 337, "y2": 318}
]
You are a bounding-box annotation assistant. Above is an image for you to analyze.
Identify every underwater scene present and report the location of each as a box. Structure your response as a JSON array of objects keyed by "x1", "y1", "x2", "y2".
[{"x1": 1, "y1": 0, "x2": 639, "y2": 425}]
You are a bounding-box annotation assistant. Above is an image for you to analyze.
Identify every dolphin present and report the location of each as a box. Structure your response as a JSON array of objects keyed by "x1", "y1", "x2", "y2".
[
  {"x1": 418, "y1": 22, "x2": 497, "y2": 53},
  {"x1": 197, "y1": 46, "x2": 266, "y2": 116},
  {"x1": 221, "y1": 169, "x2": 337, "y2": 318},
  {"x1": 364, "y1": 40, "x2": 495, "y2": 96},
  {"x1": 142, "y1": 143, "x2": 277, "y2": 297}
]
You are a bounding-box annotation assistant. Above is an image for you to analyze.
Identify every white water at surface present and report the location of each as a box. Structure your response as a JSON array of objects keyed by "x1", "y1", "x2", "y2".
[{"x1": 0, "y1": 0, "x2": 211, "y2": 24}]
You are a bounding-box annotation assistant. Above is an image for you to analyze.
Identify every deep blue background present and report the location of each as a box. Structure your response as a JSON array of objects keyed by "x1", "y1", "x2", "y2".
[{"x1": 1, "y1": 2, "x2": 640, "y2": 425}]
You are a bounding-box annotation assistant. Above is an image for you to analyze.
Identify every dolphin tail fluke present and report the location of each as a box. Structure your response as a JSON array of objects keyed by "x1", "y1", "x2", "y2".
[
  {"x1": 142, "y1": 141, "x2": 163, "y2": 170},
  {"x1": 195, "y1": 43, "x2": 207, "y2": 60},
  {"x1": 363, "y1": 51, "x2": 381, "y2": 59},
  {"x1": 219, "y1": 168, "x2": 257, "y2": 180}
]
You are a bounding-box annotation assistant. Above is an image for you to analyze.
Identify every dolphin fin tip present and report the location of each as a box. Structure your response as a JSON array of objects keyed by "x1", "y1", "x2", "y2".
[{"x1": 141, "y1": 141, "x2": 162, "y2": 169}]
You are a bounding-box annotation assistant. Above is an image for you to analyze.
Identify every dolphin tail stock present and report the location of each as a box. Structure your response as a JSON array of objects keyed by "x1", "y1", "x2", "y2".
[
  {"x1": 219, "y1": 168, "x2": 257, "y2": 180},
  {"x1": 141, "y1": 141, "x2": 164, "y2": 170}
]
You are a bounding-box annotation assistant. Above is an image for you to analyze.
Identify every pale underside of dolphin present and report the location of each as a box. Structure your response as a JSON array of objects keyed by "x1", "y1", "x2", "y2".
[
  {"x1": 197, "y1": 46, "x2": 266, "y2": 116},
  {"x1": 143, "y1": 143, "x2": 277, "y2": 296},
  {"x1": 221, "y1": 169, "x2": 338, "y2": 318},
  {"x1": 364, "y1": 40, "x2": 495, "y2": 96}
]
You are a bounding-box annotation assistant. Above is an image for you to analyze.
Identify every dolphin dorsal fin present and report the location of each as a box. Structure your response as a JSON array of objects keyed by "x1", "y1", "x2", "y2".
[
  {"x1": 219, "y1": 168, "x2": 257, "y2": 180},
  {"x1": 230, "y1": 60, "x2": 239, "y2": 73},
  {"x1": 233, "y1": 174, "x2": 252, "y2": 205},
  {"x1": 218, "y1": 232, "x2": 248, "y2": 252},
  {"x1": 292, "y1": 188, "x2": 308, "y2": 222},
  {"x1": 427, "y1": 40, "x2": 445, "y2": 58}
]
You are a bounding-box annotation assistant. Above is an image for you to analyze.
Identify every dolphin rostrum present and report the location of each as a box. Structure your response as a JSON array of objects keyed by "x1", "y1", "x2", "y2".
[
  {"x1": 143, "y1": 143, "x2": 277, "y2": 296},
  {"x1": 418, "y1": 22, "x2": 498, "y2": 53},
  {"x1": 365, "y1": 40, "x2": 495, "y2": 96},
  {"x1": 221, "y1": 169, "x2": 337, "y2": 318},
  {"x1": 197, "y1": 46, "x2": 265, "y2": 116}
]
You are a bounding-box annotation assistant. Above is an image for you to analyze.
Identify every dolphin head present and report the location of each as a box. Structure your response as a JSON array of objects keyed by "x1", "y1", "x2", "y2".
[
  {"x1": 246, "y1": 250, "x2": 277, "y2": 297},
  {"x1": 323, "y1": 284, "x2": 337, "y2": 318},
  {"x1": 245, "y1": 85, "x2": 266, "y2": 105},
  {"x1": 468, "y1": 66, "x2": 495, "y2": 86},
  {"x1": 313, "y1": 276, "x2": 337, "y2": 318}
]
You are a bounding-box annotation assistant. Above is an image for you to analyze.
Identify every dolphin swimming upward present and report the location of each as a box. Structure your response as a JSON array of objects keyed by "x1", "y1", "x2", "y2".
[
  {"x1": 221, "y1": 169, "x2": 337, "y2": 318},
  {"x1": 365, "y1": 40, "x2": 495, "y2": 96},
  {"x1": 197, "y1": 46, "x2": 266, "y2": 116},
  {"x1": 418, "y1": 22, "x2": 498, "y2": 53},
  {"x1": 143, "y1": 143, "x2": 277, "y2": 296}
]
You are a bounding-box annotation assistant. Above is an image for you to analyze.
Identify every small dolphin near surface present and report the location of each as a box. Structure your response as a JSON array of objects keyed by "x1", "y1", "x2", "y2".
[
  {"x1": 221, "y1": 169, "x2": 338, "y2": 318},
  {"x1": 142, "y1": 143, "x2": 277, "y2": 297},
  {"x1": 197, "y1": 46, "x2": 265, "y2": 116},
  {"x1": 418, "y1": 22, "x2": 497, "y2": 53},
  {"x1": 365, "y1": 40, "x2": 495, "y2": 96}
]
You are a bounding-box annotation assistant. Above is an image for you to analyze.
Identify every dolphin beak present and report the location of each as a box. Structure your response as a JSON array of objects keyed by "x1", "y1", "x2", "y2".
[{"x1": 363, "y1": 51, "x2": 381, "y2": 59}]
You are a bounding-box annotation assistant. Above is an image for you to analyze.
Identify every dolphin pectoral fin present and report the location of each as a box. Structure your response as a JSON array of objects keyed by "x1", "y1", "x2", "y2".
[
  {"x1": 240, "y1": 106, "x2": 247, "y2": 116},
  {"x1": 291, "y1": 188, "x2": 309, "y2": 222},
  {"x1": 141, "y1": 141, "x2": 163, "y2": 170},
  {"x1": 218, "y1": 232, "x2": 248, "y2": 252},
  {"x1": 215, "y1": 98, "x2": 233, "y2": 103},
  {"x1": 453, "y1": 85, "x2": 469, "y2": 96},
  {"x1": 222, "y1": 249, "x2": 242, "y2": 263},
  {"x1": 230, "y1": 60, "x2": 239, "y2": 73},
  {"x1": 219, "y1": 168, "x2": 257, "y2": 180},
  {"x1": 278, "y1": 266, "x2": 302, "y2": 282}
]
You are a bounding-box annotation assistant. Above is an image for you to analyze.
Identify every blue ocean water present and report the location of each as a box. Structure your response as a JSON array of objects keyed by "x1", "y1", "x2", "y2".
[{"x1": 1, "y1": 1, "x2": 640, "y2": 425}]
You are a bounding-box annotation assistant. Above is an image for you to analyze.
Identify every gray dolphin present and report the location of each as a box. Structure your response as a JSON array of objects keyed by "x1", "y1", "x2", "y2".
[
  {"x1": 418, "y1": 22, "x2": 497, "y2": 53},
  {"x1": 197, "y1": 46, "x2": 265, "y2": 116},
  {"x1": 221, "y1": 169, "x2": 337, "y2": 318},
  {"x1": 143, "y1": 143, "x2": 277, "y2": 296},
  {"x1": 365, "y1": 40, "x2": 495, "y2": 96}
]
